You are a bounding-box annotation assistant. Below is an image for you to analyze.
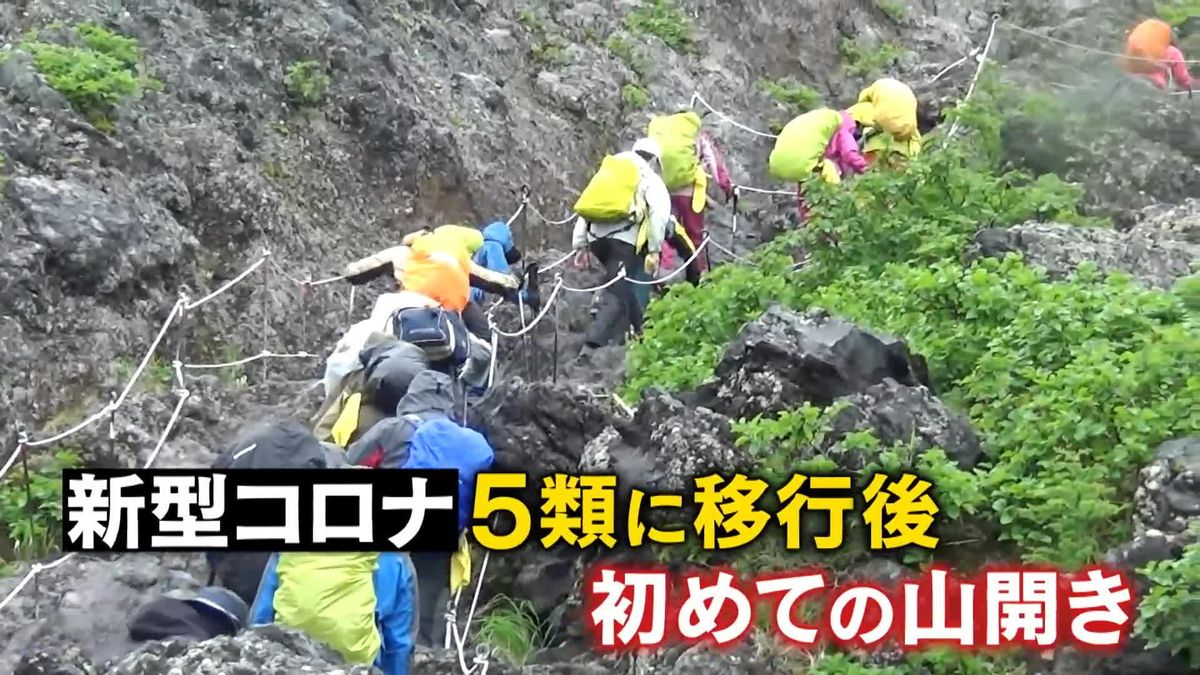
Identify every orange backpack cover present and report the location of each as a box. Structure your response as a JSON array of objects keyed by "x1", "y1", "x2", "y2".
[{"x1": 1122, "y1": 19, "x2": 1171, "y2": 75}]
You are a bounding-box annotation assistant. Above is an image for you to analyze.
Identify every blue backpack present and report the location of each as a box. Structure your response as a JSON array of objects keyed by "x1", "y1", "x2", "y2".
[{"x1": 400, "y1": 415, "x2": 494, "y2": 531}]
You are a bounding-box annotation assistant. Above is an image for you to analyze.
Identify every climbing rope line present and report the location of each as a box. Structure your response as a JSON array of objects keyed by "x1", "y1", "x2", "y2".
[
  {"x1": 690, "y1": 92, "x2": 778, "y2": 139},
  {"x1": 946, "y1": 15, "x2": 1002, "y2": 140},
  {"x1": 998, "y1": 19, "x2": 1200, "y2": 65},
  {"x1": 627, "y1": 236, "x2": 712, "y2": 286},
  {"x1": 181, "y1": 351, "x2": 319, "y2": 370},
  {"x1": 0, "y1": 383, "x2": 192, "y2": 614}
]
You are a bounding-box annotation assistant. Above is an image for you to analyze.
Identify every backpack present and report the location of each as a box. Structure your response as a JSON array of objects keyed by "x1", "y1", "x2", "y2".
[
  {"x1": 768, "y1": 108, "x2": 844, "y2": 182},
  {"x1": 207, "y1": 421, "x2": 333, "y2": 604},
  {"x1": 272, "y1": 552, "x2": 388, "y2": 665},
  {"x1": 648, "y1": 112, "x2": 702, "y2": 191},
  {"x1": 573, "y1": 154, "x2": 642, "y2": 223},
  {"x1": 403, "y1": 416, "x2": 494, "y2": 532},
  {"x1": 389, "y1": 306, "x2": 470, "y2": 366},
  {"x1": 352, "y1": 414, "x2": 494, "y2": 532},
  {"x1": 1123, "y1": 19, "x2": 1171, "y2": 75},
  {"x1": 855, "y1": 78, "x2": 918, "y2": 140}
]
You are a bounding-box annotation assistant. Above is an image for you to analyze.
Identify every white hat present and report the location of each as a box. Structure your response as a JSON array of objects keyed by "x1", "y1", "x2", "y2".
[{"x1": 631, "y1": 137, "x2": 662, "y2": 163}]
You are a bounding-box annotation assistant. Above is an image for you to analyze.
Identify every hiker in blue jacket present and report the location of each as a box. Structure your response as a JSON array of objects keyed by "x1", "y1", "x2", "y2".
[
  {"x1": 345, "y1": 369, "x2": 495, "y2": 648},
  {"x1": 463, "y1": 220, "x2": 539, "y2": 340}
]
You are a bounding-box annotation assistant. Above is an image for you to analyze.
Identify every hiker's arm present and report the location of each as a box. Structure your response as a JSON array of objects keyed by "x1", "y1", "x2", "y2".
[
  {"x1": 345, "y1": 247, "x2": 405, "y2": 286},
  {"x1": 644, "y1": 180, "x2": 672, "y2": 254},
  {"x1": 469, "y1": 262, "x2": 519, "y2": 298},
  {"x1": 571, "y1": 216, "x2": 588, "y2": 250},
  {"x1": 377, "y1": 556, "x2": 416, "y2": 675},
  {"x1": 247, "y1": 555, "x2": 280, "y2": 625}
]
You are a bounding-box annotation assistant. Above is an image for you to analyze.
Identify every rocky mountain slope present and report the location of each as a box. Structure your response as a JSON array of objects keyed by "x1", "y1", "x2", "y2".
[{"x1": 0, "y1": 0, "x2": 1197, "y2": 673}]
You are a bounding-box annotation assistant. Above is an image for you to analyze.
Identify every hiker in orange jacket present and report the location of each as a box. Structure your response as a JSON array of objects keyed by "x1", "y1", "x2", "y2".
[{"x1": 1119, "y1": 19, "x2": 1193, "y2": 97}]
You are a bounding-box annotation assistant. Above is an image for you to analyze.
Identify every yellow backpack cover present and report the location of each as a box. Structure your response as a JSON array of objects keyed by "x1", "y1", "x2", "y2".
[
  {"x1": 573, "y1": 155, "x2": 641, "y2": 223},
  {"x1": 648, "y1": 112, "x2": 702, "y2": 191},
  {"x1": 768, "y1": 108, "x2": 843, "y2": 182},
  {"x1": 274, "y1": 552, "x2": 382, "y2": 665},
  {"x1": 853, "y1": 78, "x2": 918, "y2": 140}
]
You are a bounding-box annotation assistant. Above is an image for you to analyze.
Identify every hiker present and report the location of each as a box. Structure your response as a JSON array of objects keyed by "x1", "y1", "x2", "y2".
[
  {"x1": 249, "y1": 547, "x2": 418, "y2": 675},
  {"x1": 346, "y1": 369, "x2": 495, "y2": 648},
  {"x1": 646, "y1": 111, "x2": 734, "y2": 284},
  {"x1": 321, "y1": 290, "x2": 442, "y2": 400},
  {"x1": 768, "y1": 107, "x2": 867, "y2": 222},
  {"x1": 345, "y1": 224, "x2": 523, "y2": 340},
  {"x1": 846, "y1": 77, "x2": 923, "y2": 169},
  {"x1": 570, "y1": 137, "x2": 672, "y2": 353},
  {"x1": 1119, "y1": 19, "x2": 1193, "y2": 96},
  {"x1": 314, "y1": 337, "x2": 430, "y2": 448},
  {"x1": 128, "y1": 586, "x2": 248, "y2": 645},
  {"x1": 204, "y1": 420, "x2": 341, "y2": 606}
]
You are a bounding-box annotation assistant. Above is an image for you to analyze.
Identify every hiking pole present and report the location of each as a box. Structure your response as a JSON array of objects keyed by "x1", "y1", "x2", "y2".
[
  {"x1": 730, "y1": 187, "x2": 740, "y2": 236},
  {"x1": 552, "y1": 296, "x2": 560, "y2": 384}
]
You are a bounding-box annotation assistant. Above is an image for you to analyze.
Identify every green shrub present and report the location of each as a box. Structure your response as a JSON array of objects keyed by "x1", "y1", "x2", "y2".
[
  {"x1": 0, "y1": 449, "x2": 82, "y2": 560},
  {"x1": 621, "y1": 83, "x2": 649, "y2": 110},
  {"x1": 624, "y1": 69, "x2": 1200, "y2": 574},
  {"x1": 1135, "y1": 531, "x2": 1200, "y2": 668},
  {"x1": 1157, "y1": 0, "x2": 1200, "y2": 26},
  {"x1": 20, "y1": 23, "x2": 150, "y2": 131},
  {"x1": 606, "y1": 34, "x2": 650, "y2": 78},
  {"x1": 476, "y1": 595, "x2": 554, "y2": 665},
  {"x1": 626, "y1": 0, "x2": 693, "y2": 53},
  {"x1": 877, "y1": 0, "x2": 908, "y2": 21},
  {"x1": 839, "y1": 38, "x2": 906, "y2": 76},
  {"x1": 758, "y1": 77, "x2": 822, "y2": 114},
  {"x1": 284, "y1": 60, "x2": 330, "y2": 105}
]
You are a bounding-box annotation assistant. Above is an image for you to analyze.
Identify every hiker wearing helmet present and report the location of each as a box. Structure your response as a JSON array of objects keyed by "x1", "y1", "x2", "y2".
[
  {"x1": 768, "y1": 107, "x2": 868, "y2": 222},
  {"x1": 1119, "y1": 19, "x2": 1193, "y2": 97},
  {"x1": 570, "y1": 137, "x2": 672, "y2": 353},
  {"x1": 846, "y1": 78, "x2": 924, "y2": 169},
  {"x1": 646, "y1": 110, "x2": 734, "y2": 284}
]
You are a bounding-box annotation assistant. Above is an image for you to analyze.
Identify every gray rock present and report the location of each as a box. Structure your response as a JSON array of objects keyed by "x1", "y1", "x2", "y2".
[
  {"x1": 969, "y1": 221, "x2": 1199, "y2": 290},
  {"x1": 692, "y1": 306, "x2": 933, "y2": 420},
  {"x1": 821, "y1": 378, "x2": 984, "y2": 470}
]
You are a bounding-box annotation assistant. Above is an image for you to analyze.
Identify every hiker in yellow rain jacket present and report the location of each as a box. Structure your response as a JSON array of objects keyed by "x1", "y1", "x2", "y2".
[
  {"x1": 846, "y1": 78, "x2": 923, "y2": 169},
  {"x1": 768, "y1": 108, "x2": 867, "y2": 223},
  {"x1": 570, "y1": 137, "x2": 673, "y2": 355},
  {"x1": 646, "y1": 110, "x2": 734, "y2": 284}
]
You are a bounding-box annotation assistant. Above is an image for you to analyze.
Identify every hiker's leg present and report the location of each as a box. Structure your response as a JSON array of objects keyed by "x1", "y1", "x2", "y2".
[
  {"x1": 674, "y1": 194, "x2": 708, "y2": 282},
  {"x1": 584, "y1": 239, "x2": 627, "y2": 347},
  {"x1": 612, "y1": 241, "x2": 647, "y2": 335},
  {"x1": 410, "y1": 551, "x2": 452, "y2": 646}
]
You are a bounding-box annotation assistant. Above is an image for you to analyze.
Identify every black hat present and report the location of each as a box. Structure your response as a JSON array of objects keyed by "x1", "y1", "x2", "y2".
[{"x1": 183, "y1": 586, "x2": 249, "y2": 633}]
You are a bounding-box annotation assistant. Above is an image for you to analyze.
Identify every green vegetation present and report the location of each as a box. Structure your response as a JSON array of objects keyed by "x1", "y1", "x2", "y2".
[
  {"x1": 621, "y1": 83, "x2": 649, "y2": 110},
  {"x1": 19, "y1": 23, "x2": 155, "y2": 132},
  {"x1": 625, "y1": 0, "x2": 694, "y2": 53},
  {"x1": 877, "y1": 0, "x2": 908, "y2": 22},
  {"x1": 839, "y1": 38, "x2": 906, "y2": 77},
  {"x1": 623, "y1": 69, "x2": 1200, "y2": 669},
  {"x1": 606, "y1": 34, "x2": 651, "y2": 79},
  {"x1": 758, "y1": 77, "x2": 822, "y2": 114},
  {"x1": 1157, "y1": 0, "x2": 1200, "y2": 26},
  {"x1": 284, "y1": 60, "x2": 330, "y2": 106},
  {"x1": 476, "y1": 596, "x2": 555, "y2": 666},
  {"x1": 0, "y1": 449, "x2": 82, "y2": 563},
  {"x1": 517, "y1": 9, "x2": 572, "y2": 70},
  {"x1": 1135, "y1": 528, "x2": 1200, "y2": 668}
]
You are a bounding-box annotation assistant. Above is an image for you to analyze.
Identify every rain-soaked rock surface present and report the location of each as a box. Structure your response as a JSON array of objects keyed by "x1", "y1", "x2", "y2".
[
  {"x1": 691, "y1": 305, "x2": 933, "y2": 420},
  {"x1": 970, "y1": 204, "x2": 1200, "y2": 290}
]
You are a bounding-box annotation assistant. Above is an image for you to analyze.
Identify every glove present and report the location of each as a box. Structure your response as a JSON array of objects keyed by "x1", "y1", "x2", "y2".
[
  {"x1": 722, "y1": 182, "x2": 735, "y2": 204},
  {"x1": 572, "y1": 247, "x2": 590, "y2": 270},
  {"x1": 644, "y1": 252, "x2": 660, "y2": 275}
]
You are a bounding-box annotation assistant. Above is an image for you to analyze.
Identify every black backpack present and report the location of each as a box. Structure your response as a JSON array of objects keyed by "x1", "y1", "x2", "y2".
[{"x1": 206, "y1": 420, "x2": 334, "y2": 604}]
